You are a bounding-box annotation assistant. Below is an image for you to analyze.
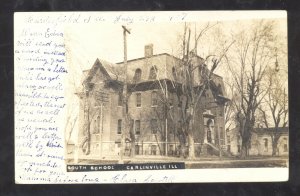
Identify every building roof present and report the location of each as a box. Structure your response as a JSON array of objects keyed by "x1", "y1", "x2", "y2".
[
  {"x1": 80, "y1": 53, "x2": 228, "y2": 102},
  {"x1": 116, "y1": 53, "x2": 184, "y2": 65},
  {"x1": 83, "y1": 58, "x2": 125, "y2": 84},
  {"x1": 254, "y1": 127, "x2": 289, "y2": 134}
]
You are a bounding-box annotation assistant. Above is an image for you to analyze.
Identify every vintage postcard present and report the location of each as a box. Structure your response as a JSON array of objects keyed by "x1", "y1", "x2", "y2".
[{"x1": 14, "y1": 11, "x2": 288, "y2": 183}]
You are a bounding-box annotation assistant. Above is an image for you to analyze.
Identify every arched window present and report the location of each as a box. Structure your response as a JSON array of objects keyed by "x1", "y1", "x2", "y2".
[
  {"x1": 149, "y1": 66, "x2": 157, "y2": 79},
  {"x1": 133, "y1": 68, "x2": 142, "y2": 82}
]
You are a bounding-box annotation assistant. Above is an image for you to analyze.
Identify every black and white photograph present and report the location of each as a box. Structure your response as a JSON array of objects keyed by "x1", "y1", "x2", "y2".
[
  {"x1": 14, "y1": 11, "x2": 289, "y2": 183},
  {"x1": 63, "y1": 13, "x2": 288, "y2": 170}
]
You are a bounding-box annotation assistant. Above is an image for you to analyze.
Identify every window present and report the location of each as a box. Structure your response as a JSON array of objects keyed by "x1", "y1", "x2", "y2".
[
  {"x1": 133, "y1": 68, "x2": 142, "y2": 82},
  {"x1": 227, "y1": 135, "x2": 231, "y2": 144},
  {"x1": 135, "y1": 145, "x2": 140, "y2": 155},
  {"x1": 93, "y1": 119, "x2": 97, "y2": 134},
  {"x1": 135, "y1": 120, "x2": 141, "y2": 135},
  {"x1": 220, "y1": 127, "x2": 224, "y2": 139},
  {"x1": 219, "y1": 107, "x2": 223, "y2": 117},
  {"x1": 237, "y1": 145, "x2": 241, "y2": 153},
  {"x1": 227, "y1": 145, "x2": 231, "y2": 152},
  {"x1": 130, "y1": 119, "x2": 134, "y2": 134},
  {"x1": 151, "y1": 119, "x2": 158, "y2": 134},
  {"x1": 118, "y1": 92, "x2": 123, "y2": 106},
  {"x1": 263, "y1": 138, "x2": 268, "y2": 152},
  {"x1": 151, "y1": 91, "x2": 158, "y2": 106},
  {"x1": 96, "y1": 116, "x2": 100, "y2": 133},
  {"x1": 218, "y1": 84, "x2": 223, "y2": 95},
  {"x1": 169, "y1": 96, "x2": 173, "y2": 107},
  {"x1": 172, "y1": 66, "x2": 176, "y2": 79},
  {"x1": 151, "y1": 145, "x2": 157, "y2": 155},
  {"x1": 149, "y1": 66, "x2": 157, "y2": 79},
  {"x1": 136, "y1": 93, "x2": 141, "y2": 107},
  {"x1": 283, "y1": 138, "x2": 288, "y2": 152},
  {"x1": 117, "y1": 119, "x2": 122, "y2": 134}
]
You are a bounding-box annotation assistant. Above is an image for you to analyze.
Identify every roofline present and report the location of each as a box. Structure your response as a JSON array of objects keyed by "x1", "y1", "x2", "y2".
[
  {"x1": 116, "y1": 53, "x2": 182, "y2": 64},
  {"x1": 115, "y1": 53, "x2": 222, "y2": 79}
]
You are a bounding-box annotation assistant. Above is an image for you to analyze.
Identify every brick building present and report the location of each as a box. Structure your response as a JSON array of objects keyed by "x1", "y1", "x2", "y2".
[
  {"x1": 75, "y1": 44, "x2": 229, "y2": 158},
  {"x1": 226, "y1": 127, "x2": 289, "y2": 156}
]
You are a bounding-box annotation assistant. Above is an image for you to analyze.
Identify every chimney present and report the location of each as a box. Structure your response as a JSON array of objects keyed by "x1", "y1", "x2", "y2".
[{"x1": 144, "y1": 44, "x2": 153, "y2": 57}]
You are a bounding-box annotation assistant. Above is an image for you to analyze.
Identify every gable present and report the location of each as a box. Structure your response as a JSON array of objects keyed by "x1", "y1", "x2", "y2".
[{"x1": 83, "y1": 59, "x2": 111, "y2": 85}]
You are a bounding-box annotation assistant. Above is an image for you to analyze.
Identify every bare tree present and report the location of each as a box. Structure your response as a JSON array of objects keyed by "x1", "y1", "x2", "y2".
[
  {"x1": 225, "y1": 20, "x2": 280, "y2": 158},
  {"x1": 224, "y1": 81, "x2": 236, "y2": 131},
  {"x1": 258, "y1": 65, "x2": 288, "y2": 156},
  {"x1": 160, "y1": 22, "x2": 234, "y2": 159}
]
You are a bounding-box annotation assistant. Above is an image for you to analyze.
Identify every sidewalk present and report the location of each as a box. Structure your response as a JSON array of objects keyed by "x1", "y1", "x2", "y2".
[{"x1": 66, "y1": 155, "x2": 288, "y2": 168}]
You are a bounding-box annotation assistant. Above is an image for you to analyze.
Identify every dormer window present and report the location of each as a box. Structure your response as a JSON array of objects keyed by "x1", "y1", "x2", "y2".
[
  {"x1": 133, "y1": 68, "x2": 142, "y2": 82},
  {"x1": 149, "y1": 66, "x2": 157, "y2": 79}
]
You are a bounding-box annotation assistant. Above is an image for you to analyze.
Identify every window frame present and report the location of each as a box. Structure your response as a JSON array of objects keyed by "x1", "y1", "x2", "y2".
[
  {"x1": 151, "y1": 91, "x2": 158, "y2": 107},
  {"x1": 151, "y1": 119, "x2": 158, "y2": 134},
  {"x1": 136, "y1": 93, "x2": 142, "y2": 107},
  {"x1": 118, "y1": 92, "x2": 123, "y2": 107},
  {"x1": 133, "y1": 68, "x2": 142, "y2": 82},
  {"x1": 135, "y1": 120, "x2": 141, "y2": 135},
  {"x1": 117, "y1": 119, "x2": 122, "y2": 134},
  {"x1": 149, "y1": 66, "x2": 157, "y2": 80}
]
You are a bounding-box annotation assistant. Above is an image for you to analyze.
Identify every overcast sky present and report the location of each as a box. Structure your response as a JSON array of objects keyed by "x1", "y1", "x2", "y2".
[
  {"x1": 63, "y1": 11, "x2": 287, "y2": 142},
  {"x1": 64, "y1": 16, "x2": 287, "y2": 88}
]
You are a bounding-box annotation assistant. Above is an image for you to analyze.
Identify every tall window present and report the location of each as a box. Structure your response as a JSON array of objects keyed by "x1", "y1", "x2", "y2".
[
  {"x1": 172, "y1": 66, "x2": 176, "y2": 79},
  {"x1": 96, "y1": 116, "x2": 100, "y2": 133},
  {"x1": 117, "y1": 119, "x2": 122, "y2": 134},
  {"x1": 118, "y1": 92, "x2": 123, "y2": 106},
  {"x1": 169, "y1": 96, "x2": 173, "y2": 107},
  {"x1": 130, "y1": 119, "x2": 134, "y2": 134},
  {"x1": 136, "y1": 93, "x2": 141, "y2": 107},
  {"x1": 133, "y1": 68, "x2": 142, "y2": 82},
  {"x1": 151, "y1": 119, "x2": 158, "y2": 134},
  {"x1": 149, "y1": 66, "x2": 157, "y2": 79},
  {"x1": 263, "y1": 138, "x2": 268, "y2": 152},
  {"x1": 219, "y1": 107, "x2": 223, "y2": 116},
  {"x1": 218, "y1": 84, "x2": 223, "y2": 95},
  {"x1": 93, "y1": 119, "x2": 97, "y2": 134},
  {"x1": 135, "y1": 120, "x2": 141, "y2": 135},
  {"x1": 283, "y1": 138, "x2": 288, "y2": 152},
  {"x1": 226, "y1": 135, "x2": 231, "y2": 144},
  {"x1": 151, "y1": 91, "x2": 158, "y2": 106},
  {"x1": 219, "y1": 127, "x2": 224, "y2": 145}
]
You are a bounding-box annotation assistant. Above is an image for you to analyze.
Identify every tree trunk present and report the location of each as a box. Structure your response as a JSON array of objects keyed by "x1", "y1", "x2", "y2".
[
  {"x1": 188, "y1": 134, "x2": 195, "y2": 159},
  {"x1": 272, "y1": 141, "x2": 278, "y2": 156},
  {"x1": 240, "y1": 142, "x2": 248, "y2": 159},
  {"x1": 130, "y1": 140, "x2": 135, "y2": 158}
]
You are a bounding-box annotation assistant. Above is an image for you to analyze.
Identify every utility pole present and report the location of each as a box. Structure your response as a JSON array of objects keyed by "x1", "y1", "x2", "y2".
[{"x1": 119, "y1": 25, "x2": 131, "y2": 163}]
